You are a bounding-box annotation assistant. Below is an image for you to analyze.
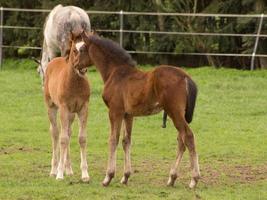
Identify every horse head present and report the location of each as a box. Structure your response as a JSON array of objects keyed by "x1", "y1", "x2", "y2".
[
  {"x1": 68, "y1": 33, "x2": 91, "y2": 77},
  {"x1": 80, "y1": 30, "x2": 97, "y2": 47},
  {"x1": 79, "y1": 30, "x2": 99, "y2": 64}
]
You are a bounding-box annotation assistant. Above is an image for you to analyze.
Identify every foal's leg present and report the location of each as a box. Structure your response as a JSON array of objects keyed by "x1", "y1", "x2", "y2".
[
  {"x1": 102, "y1": 110, "x2": 123, "y2": 186},
  {"x1": 65, "y1": 113, "x2": 75, "y2": 176},
  {"x1": 167, "y1": 111, "x2": 200, "y2": 188},
  {"x1": 77, "y1": 103, "x2": 90, "y2": 182},
  {"x1": 184, "y1": 125, "x2": 200, "y2": 188},
  {"x1": 56, "y1": 106, "x2": 71, "y2": 180},
  {"x1": 167, "y1": 114, "x2": 186, "y2": 186},
  {"x1": 48, "y1": 106, "x2": 59, "y2": 177},
  {"x1": 120, "y1": 115, "x2": 133, "y2": 185}
]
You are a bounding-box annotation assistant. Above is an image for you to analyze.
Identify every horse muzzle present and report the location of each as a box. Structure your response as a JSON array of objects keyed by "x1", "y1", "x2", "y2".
[
  {"x1": 79, "y1": 67, "x2": 87, "y2": 75},
  {"x1": 75, "y1": 67, "x2": 88, "y2": 77}
]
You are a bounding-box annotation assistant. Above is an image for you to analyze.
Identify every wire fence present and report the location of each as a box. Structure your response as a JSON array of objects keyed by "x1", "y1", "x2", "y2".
[{"x1": 0, "y1": 7, "x2": 267, "y2": 70}]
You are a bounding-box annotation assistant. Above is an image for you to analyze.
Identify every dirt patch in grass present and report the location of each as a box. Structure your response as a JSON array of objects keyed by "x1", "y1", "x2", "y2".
[
  {"x1": 199, "y1": 160, "x2": 267, "y2": 186},
  {"x1": 132, "y1": 159, "x2": 267, "y2": 186},
  {"x1": 224, "y1": 164, "x2": 267, "y2": 183},
  {"x1": 0, "y1": 146, "x2": 41, "y2": 155}
]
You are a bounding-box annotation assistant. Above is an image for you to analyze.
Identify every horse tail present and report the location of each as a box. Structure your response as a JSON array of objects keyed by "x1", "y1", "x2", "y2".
[{"x1": 185, "y1": 77, "x2": 198, "y2": 123}]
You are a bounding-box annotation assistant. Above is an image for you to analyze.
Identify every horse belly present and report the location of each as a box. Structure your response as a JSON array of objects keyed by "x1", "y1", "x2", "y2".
[{"x1": 126, "y1": 102, "x2": 163, "y2": 116}]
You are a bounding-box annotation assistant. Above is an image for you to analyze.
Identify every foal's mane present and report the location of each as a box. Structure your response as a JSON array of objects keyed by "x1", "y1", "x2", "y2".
[{"x1": 89, "y1": 35, "x2": 136, "y2": 67}]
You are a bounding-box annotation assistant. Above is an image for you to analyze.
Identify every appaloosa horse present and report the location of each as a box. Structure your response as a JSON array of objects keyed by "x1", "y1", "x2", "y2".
[
  {"x1": 44, "y1": 34, "x2": 90, "y2": 182},
  {"x1": 38, "y1": 4, "x2": 91, "y2": 82},
  {"x1": 77, "y1": 31, "x2": 200, "y2": 188}
]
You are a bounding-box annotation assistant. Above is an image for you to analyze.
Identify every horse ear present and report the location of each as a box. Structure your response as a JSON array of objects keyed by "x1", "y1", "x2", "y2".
[
  {"x1": 91, "y1": 29, "x2": 98, "y2": 35},
  {"x1": 81, "y1": 30, "x2": 90, "y2": 45},
  {"x1": 81, "y1": 30, "x2": 88, "y2": 37},
  {"x1": 64, "y1": 49, "x2": 70, "y2": 62}
]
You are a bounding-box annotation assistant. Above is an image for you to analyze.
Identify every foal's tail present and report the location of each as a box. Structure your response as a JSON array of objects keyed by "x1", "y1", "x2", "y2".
[
  {"x1": 185, "y1": 77, "x2": 198, "y2": 123},
  {"x1": 161, "y1": 77, "x2": 197, "y2": 128}
]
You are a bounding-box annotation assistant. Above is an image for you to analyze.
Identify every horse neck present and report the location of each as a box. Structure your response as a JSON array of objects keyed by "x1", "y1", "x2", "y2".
[
  {"x1": 89, "y1": 44, "x2": 115, "y2": 83},
  {"x1": 65, "y1": 60, "x2": 81, "y2": 83}
]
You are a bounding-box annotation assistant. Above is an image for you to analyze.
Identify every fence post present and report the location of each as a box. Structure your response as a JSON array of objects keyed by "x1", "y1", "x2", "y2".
[
  {"x1": 250, "y1": 13, "x2": 264, "y2": 70},
  {"x1": 119, "y1": 10, "x2": 124, "y2": 47},
  {"x1": 0, "y1": 7, "x2": 3, "y2": 70}
]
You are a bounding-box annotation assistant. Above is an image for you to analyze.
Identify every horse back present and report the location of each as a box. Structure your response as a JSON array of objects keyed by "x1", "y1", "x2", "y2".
[
  {"x1": 45, "y1": 5, "x2": 90, "y2": 40},
  {"x1": 152, "y1": 65, "x2": 190, "y2": 106},
  {"x1": 43, "y1": 5, "x2": 91, "y2": 58},
  {"x1": 152, "y1": 65, "x2": 197, "y2": 122},
  {"x1": 152, "y1": 65, "x2": 192, "y2": 89},
  {"x1": 106, "y1": 69, "x2": 159, "y2": 116}
]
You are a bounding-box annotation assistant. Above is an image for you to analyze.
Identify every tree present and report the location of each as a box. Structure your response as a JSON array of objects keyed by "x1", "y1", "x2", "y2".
[{"x1": 1, "y1": 0, "x2": 267, "y2": 68}]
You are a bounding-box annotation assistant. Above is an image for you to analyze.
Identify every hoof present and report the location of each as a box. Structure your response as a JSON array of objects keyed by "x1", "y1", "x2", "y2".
[
  {"x1": 50, "y1": 172, "x2": 57, "y2": 177},
  {"x1": 50, "y1": 168, "x2": 58, "y2": 177},
  {"x1": 82, "y1": 176, "x2": 90, "y2": 183},
  {"x1": 102, "y1": 180, "x2": 110, "y2": 187},
  {"x1": 102, "y1": 172, "x2": 114, "y2": 187},
  {"x1": 120, "y1": 176, "x2": 128, "y2": 185},
  {"x1": 65, "y1": 168, "x2": 74, "y2": 176},
  {"x1": 56, "y1": 176, "x2": 64, "y2": 180},
  {"x1": 189, "y1": 177, "x2": 199, "y2": 189},
  {"x1": 167, "y1": 177, "x2": 175, "y2": 186},
  {"x1": 56, "y1": 172, "x2": 64, "y2": 180},
  {"x1": 167, "y1": 174, "x2": 177, "y2": 187},
  {"x1": 120, "y1": 172, "x2": 130, "y2": 185},
  {"x1": 102, "y1": 176, "x2": 112, "y2": 187}
]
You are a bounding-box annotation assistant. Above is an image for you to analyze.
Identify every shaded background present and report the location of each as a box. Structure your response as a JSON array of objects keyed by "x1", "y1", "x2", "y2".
[{"x1": 1, "y1": 0, "x2": 267, "y2": 69}]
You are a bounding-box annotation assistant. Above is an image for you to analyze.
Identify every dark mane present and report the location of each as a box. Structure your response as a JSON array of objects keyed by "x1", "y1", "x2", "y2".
[{"x1": 89, "y1": 35, "x2": 136, "y2": 67}]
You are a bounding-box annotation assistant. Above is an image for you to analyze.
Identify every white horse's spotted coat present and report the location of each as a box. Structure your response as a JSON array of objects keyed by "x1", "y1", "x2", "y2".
[{"x1": 39, "y1": 4, "x2": 91, "y2": 83}]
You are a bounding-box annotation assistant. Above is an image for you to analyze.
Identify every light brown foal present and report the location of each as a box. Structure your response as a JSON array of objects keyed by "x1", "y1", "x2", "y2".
[
  {"x1": 44, "y1": 36, "x2": 91, "y2": 182},
  {"x1": 79, "y1": 31, "x2": 200, "y2": 188}
]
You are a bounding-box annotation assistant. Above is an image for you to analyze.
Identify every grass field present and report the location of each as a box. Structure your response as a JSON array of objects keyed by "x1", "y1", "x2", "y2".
[{"x1": 0, "y1": 59, "x2": 266, "y2": 200}]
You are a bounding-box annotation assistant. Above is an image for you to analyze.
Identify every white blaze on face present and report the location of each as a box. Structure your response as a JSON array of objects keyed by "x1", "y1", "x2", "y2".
[{"x1": 75, "y1": 41, "x2": 85, "y2": 52}]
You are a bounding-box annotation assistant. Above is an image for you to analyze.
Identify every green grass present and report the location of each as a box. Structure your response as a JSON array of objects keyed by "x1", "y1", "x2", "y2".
[{"x1": 0, "y1": 59, "x2": 266, "y2": 200}]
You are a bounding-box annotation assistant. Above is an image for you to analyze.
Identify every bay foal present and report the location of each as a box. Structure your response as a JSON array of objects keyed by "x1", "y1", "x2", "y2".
[
  {"x1": 44, "y1": 36, "x2": 90, "y2": 182},
  {"x1": 79, "y1": 32, "x2": 200, "y2": 188}
]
